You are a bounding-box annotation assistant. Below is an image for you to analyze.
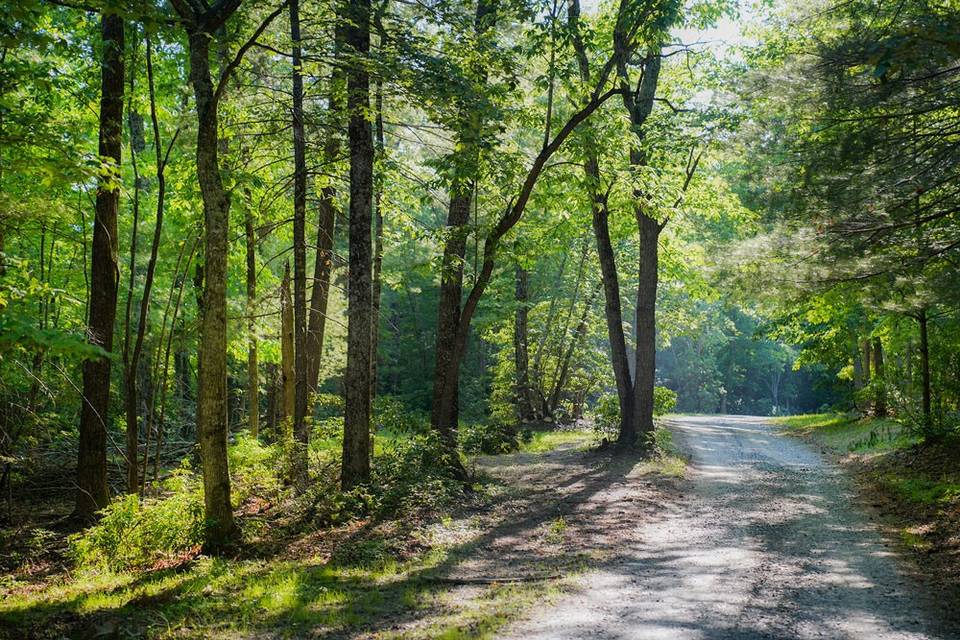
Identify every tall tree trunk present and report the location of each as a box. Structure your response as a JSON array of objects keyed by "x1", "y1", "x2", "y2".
[
  {"x1": 872, "y1": 336, "x2": 887, "y2": 418},
  {"x1": 342, "y1": 0, "x2": 374, "y2": 490},
  {"x1": 172, "y1": 0, "x2": 283, "y2": 552},
  {"x1": 280, "y1": 261, "x2": 296, "y2": 423},
  {"x1": 244, "y1": 206, "x2": 258, "y2": 437},
  {"x1": 918, "y1": 309, "x2": 932, "y2": 435},
  {"x1": 190, "y1": 26, "x2": 237, "y2": 549},
  {"x1": 305, "y1": 68, "x2": 342, "y2": 398},
  {"x1": 76, "y1": 13, "x2": 124, "y2": 520},
  {"x1": 430, "y1": 192, "x2": 471, "y2": 440},
  {"x1": 371, "y1": 82, "x2": 385, "y2": 399},
  {"x1": 172, "y1": 0, "x2": 245, "y2": 549},
  {"x1": 620, "y1": 50, "x2": 662, "y2": 447},
  {"x1": 548, "y1": 282, "x2": 599, "y2": 414},
  {"x1": 631, "y1": 211, "x2": 659, "y2": 443},
  {"x1": 122, "y1": 48, "x2": 142, "y2": 495},
  {"x1": 430, "y1": 0, "x2": 497, "y2": 442},
  {"x1": 290, "y1": 0, "x2": 310, "y2": 492},
  {"x1": 513, "y1": 265, "x2": 534, "y2": 422},
  {"x1": 568, "y1": 0, "x2": 634, "y2": 440},
  {"x1": 124, "y1": 33, "x2": 172, "y2": 494}
]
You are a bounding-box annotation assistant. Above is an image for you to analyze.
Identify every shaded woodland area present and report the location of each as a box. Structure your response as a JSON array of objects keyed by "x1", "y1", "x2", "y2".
[{"x1": 1, "y1": 0, "x2": 960, "y2": 635}]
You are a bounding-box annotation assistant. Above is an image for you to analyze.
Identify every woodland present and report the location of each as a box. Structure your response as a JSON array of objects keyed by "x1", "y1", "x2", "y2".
[{"x1": 1, "y1": 0, "x2": 959, "y2": 636}]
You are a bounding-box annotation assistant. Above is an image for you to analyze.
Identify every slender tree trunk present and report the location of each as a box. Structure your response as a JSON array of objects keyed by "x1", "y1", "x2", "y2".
[
  {"x1": 568, "y1": 0, "x2": 634, "y2": 440},
  {"x1": 76, "y1": 13, "x2": 124, "y2": 520},
  {"x1": 918, "y1": 309, "x2": 932, "y2": 435},
  {"x1": 244, "y1": 207, "x2": 258, "y2": 437},
  {"x1": 853, "y1": 341, "x2": 864, "y2": 395},
  {"x1": 290, "y1": 0, "x2": 310, "y2": 492},
  {"x1": 342, "y1": 0, "x2": 374, "y2": 489},
  {"x1": 431, "y1": 192, "x2": 471, "y2": 440},
  {"x1": 513, "y1": 265, "x2": 534, "y2": 422},
  {"x1": 181, "y1": 20, "x2": 238, "y2": 551},
  {"x1": 266, "y1": 363, "x2": 279, "y2": 439},
  {"x1": 548, "y1": 282, "x2": 599, "y2": 414},
  {"x1": 430, "y1": 0, "x2": 496, "y2": 442},
  {"x1": 122, "y1": 49, "x2": 142, "y2": 494},
  {"x1": 631, "y1": 211, "x2": 659, "y2": 443},
  {"x1": 280, "y1": 262, "x2": 296, "y2": 423},
  {"x1": 371, "y1": 82, "x2": 385, "y2": 399},
  {"x1": 873, "y1": 336, "x2": 887, "y2": 418},
  {"x1": 305, "y1": 68, "x2": 342, "y2": 398}
]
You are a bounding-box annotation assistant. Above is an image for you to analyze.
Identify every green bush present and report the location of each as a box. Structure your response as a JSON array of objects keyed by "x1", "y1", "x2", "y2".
[
  {"x1": 373, "y1": 432, "x2": 464, "y2": 517},
  {"x1": 69, "y1": 467, "x2": 204, "y2": 572},
  {"x1": 653, "y1": 386, "x2": 677, "y2": 417},
  {"x1": 592, "y1": 393, "x2": 620, "y2": 439},
  {"x1": 229, "y1": 433, "x2": 282, "y2": 505},
  {"x1": 457, "y1": 422, "x2": 519, "y2": 455},
  {"x1": 373, "y1": 395, "x2": 428, "y2": 435},
  {"x1": 313, "y1": 392, "x2": 345, "y2": 418}
]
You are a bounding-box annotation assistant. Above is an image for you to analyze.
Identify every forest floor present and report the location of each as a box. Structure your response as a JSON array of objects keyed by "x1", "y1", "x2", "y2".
[
  {"x1": 499, "y1": 415, "x2": 958, "y2": 640},
  {"x1": 0, "y1": 430, "x2": 684, "y2": 639},
  {"x1": 4, "y1": 417, "x2": 959, "y2": 639}
]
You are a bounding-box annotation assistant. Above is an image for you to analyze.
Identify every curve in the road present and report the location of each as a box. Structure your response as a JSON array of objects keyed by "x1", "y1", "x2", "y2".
[{"x1": 500, "y1": 415, "x2": 956, "y2": 640}]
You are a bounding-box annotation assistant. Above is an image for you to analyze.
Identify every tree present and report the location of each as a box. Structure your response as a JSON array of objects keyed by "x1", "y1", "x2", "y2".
[
  {"x1": 169, "y1": 0, "x2": 286, "y2": 552},
  {"x1": 75, "y1": 11, "x2": 124, "y2": 520},
  {"x1": 342, "y1": 0, "x2": 374, "y2": 490},
  {"x1": 290, "y1": 0, "x2": 310, "y2": 492}
]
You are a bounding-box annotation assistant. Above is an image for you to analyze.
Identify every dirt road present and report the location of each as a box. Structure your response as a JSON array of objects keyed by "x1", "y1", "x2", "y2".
[{"x1": 500, "y1": 416, "x2": 956, "y2": 640}]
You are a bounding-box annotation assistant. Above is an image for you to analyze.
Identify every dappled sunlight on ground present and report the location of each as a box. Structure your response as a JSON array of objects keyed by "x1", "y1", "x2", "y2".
[{"x1": 500, "y1": 416, "x2": 955, "y2": 640}]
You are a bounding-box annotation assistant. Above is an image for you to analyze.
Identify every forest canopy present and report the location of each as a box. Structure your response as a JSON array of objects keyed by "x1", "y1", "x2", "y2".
[{"x1": 0, "y1": 0, "x2": 957, "y2": 556}]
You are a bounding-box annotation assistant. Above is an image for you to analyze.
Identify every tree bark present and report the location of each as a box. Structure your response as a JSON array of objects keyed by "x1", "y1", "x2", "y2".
[
  {"x1": 280, "y1": 261, "x2": 296, "y2": 423},
  {"x1": 76, "y1": 13, "x2": 123, "y2": 520},
  {"x1": 918, "y1": 309, "x2": 932, "y2": 435},
  {"x1": 305, "y1": 67, "x2": 342, "y2": 399},
  {"x1": 872, "y1": 336, "x2": 887, "y2": 418},
  {"x1": 371, "y1": 81, "x2": 385, "y2": 400},
  {"x1": 244, "y1": 206, "x2": 258, "y2": 437},
  {"x1": 513, "y1": 265, "x2": 534, "y2": 422},
  {"x1": 342, "y1": 0, "x2": 374, "y2": 490},
  {"x1": 631, "y1": 210, "x2": 659, "y2": 443},
  {"x1": 290, "y1": 0, "x2": 310, "y2": 492},
  {"x1": 171, "y1": 0, "x2": 263, "y2": 550},
  {"x1": 190, "y1": 25, "x2": 237, "y2": 550},
  {"x1": 429, "y1": 0, "x2": 496, "y2": 442}
]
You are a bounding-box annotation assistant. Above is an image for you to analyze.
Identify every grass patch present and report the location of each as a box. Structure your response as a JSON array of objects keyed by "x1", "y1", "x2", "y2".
[
  {"x1": 883, "y1": 475, "x2": 960, "y2": 506},
  {"x1": 0, "y1": 519, "x2": 561, "y2": 639},
  {"x1": 518, "y1": 430, "x2": 593, "y2": 454},
  {"x1": 773, "y1": 413, "x2": 916, "y2": 454}
]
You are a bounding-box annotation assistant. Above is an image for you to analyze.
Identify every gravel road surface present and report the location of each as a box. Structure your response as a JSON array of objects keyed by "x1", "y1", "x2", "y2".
[{"x1": 500, "y1": 415, "x2": 956, "y2": 640}]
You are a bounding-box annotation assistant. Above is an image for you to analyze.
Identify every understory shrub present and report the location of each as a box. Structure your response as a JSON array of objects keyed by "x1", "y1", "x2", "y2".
[
  {"x1": 458, "y1": 421, "x2": 519, "y2": 454},
  {"x1": 653, "y1": 386, "x2": 678, "y2": 416},
  {"x1": 373, "y1": 432, "x2": 464, "y2": 516},
  {"x1": 592, "y1": 393, "x2": 620, "y2": 440},
  {"x1": 70, "y1": 466, "x2": 203, "y2": 572},
  {"x1": 592, "y1": 386, "x2": 678, "y2": 441},
  {"x1": 229, "y1": 433, "x2": 282, "y2": 505},
  {"x1": 373, "y1": 395, "x2": 428, "y2": 435},
  {"x1": 297, "y1": 431, "x2": 465, "y2": 527}
]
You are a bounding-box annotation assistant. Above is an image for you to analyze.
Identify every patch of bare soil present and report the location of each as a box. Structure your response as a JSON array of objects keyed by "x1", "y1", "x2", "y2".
[{"x1": 446, "y1": 443, "x2": 682, "y2": 582}]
